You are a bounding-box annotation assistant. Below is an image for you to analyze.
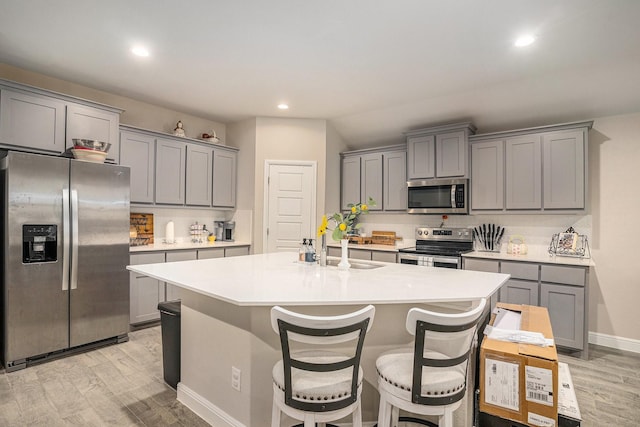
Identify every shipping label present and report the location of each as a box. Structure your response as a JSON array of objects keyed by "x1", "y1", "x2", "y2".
[
  {"x1": 484, "y1": 358, "x2": 520, "y2": 411},
  {"x1": 528, "y1": 412, "x2": 556, "y2": 426},
  {"x1": 526, "y1": 365, "x2": 554, "y2": 406}
]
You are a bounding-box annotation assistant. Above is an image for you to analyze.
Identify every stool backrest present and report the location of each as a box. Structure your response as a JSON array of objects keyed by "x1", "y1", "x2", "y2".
[
  {"x1": 405, "y1": 298, "x2": 487, "y2": 406},
  {"x1": 271, "y1": 305, "x2": 375, "y2": 412}
]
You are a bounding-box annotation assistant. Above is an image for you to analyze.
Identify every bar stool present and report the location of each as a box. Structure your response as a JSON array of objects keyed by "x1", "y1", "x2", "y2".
[
  {"x1": 376, "y1": 299, "x2": 487, "y2": 427},
  {"x1": 270, "y1": 305, "x2": 375, "y2": 427}
]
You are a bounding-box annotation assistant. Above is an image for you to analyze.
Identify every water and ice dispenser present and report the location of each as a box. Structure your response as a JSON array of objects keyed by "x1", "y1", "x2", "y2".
[{"x1": 22, "y1": 225, "x2": 57, "y2": 263}]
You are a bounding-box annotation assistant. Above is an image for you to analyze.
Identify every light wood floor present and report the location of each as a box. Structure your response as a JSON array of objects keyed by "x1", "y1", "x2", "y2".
[{"x1": 1, "y1": 326, "x2": 639, "y2": 426}]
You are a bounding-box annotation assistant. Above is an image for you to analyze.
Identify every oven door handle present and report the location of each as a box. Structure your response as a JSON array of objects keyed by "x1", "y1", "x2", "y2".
[{"x1": 431, "y1": 255, "x2": 461, "y2": 266}]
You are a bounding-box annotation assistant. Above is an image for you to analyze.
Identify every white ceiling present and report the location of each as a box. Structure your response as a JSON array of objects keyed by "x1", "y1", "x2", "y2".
[{"x1": 2, "y1": 0, "x2": 639, "y2": 148}]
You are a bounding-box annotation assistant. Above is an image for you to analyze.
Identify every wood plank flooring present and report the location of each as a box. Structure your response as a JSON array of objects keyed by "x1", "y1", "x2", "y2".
[{"x1": 1, "y1": 325, "x2": 639, "y2": 426}]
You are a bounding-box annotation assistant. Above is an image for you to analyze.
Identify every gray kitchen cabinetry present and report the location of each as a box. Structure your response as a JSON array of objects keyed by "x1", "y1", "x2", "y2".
[
  {"x1": 341, "y1": 145, "x2": 406, "y2": 211},
  {"x1": 120, "y1": 130, "x2": 155, "y2": 203},
  {"x1": 461, "y1": 258, "x2": 500, "y2": 310},
  {"x1": 197, "y1": 248, "x2": 225, "y2": 259},
  {"x1": 0, "y1": 88, "x2": 66, "y2": 153},
  {"x1": 463, "y1": 256, "x2": 589, "y2": 358},
  {"x1": 470, "y1": 139, "x2": 504, "y2": 210},
  {"x1": 499, "y1": 261, "x2": 539, "y2": 306},
  {"x1": 405, "y1": 122, "x2": 476, "y2": 180},
  {"x1": 0, "y1": 80, "x2": 122, "y2": 159},
  {"x1": 328, "y1": 246, "x2": 396, "y2": 263},
  {"x1": 224, "y1": 245, "x2": 250, "y2": 257},
  {"x1": 186, "y1": 143, "x2": 213, "y2": 206},
  {"x1": 341, "y1": 155, "x2": 361, "y2": 210},
  {"x1": 212, "y1": 148, "x2": 237, "y2": 208},
  {"x1": 360, "y1": 153, "x2": 383, "y2": 211},
  {"x1": 469, "y1": 121, "x2": 592, "y2": 213},
  {"x1": 383, "y1": 150, "x2": 407, "y2": 211},
  {"x1": 155, "y1": 138, "x2": 187, "y2": 205},
  {"x1": 130, "y1": 252, "x2": 165, "y2": 325},
  {"x1": 165, "y1": 250, "x2": 197, "y2": 301},
  {"x1": 66, "y1": 103, "x2": 120, "y2": 164},
  {"x1": 349, "y1": 248, "x2": 372, "y2": 260}
]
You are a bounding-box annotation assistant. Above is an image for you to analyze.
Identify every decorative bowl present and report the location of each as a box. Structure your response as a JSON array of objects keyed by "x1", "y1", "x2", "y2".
[
  {"x1": 71, "y1": 148, "x2": 108, "y2": 163},
  {"x1": 72, "y1": 139, "x2": 112, "y2": 152}
]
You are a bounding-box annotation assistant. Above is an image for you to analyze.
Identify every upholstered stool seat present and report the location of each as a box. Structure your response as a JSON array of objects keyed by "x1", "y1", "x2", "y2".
[{"x1": 270, "y1": 305, "x2": 375, "y2": 427}]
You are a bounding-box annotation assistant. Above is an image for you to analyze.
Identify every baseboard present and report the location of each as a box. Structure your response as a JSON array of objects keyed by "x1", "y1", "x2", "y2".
[
  {"x1": 589, "y1": 331, "x2": 640, "y2": 354},
  {"x1": 177, "y1": 383, "x2": 246, "y2": 427}
]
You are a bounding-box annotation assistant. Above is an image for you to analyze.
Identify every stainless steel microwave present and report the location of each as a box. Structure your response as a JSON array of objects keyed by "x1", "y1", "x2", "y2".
[{"x1": 407, "y1": 178, "x2": 468, "y2": 214}]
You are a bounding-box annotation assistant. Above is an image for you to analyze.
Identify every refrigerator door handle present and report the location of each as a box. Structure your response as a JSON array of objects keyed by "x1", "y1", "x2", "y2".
[
  {"x1": 62, "y1": 189, "x2": 70, "y2": 291},
  {"x1": 70, "y1": 189, "x2": 79, "y2": 290}
]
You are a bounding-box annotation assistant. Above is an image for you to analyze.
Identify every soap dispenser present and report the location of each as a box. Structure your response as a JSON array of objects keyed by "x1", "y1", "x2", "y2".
[{"x1": 299, "y1": 238, "x2": 307, "y2": 262}]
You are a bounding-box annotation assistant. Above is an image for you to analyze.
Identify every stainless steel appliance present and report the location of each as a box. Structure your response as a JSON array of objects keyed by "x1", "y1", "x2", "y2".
[
  {"x1": 398, "y1": 227, "x2": 473, "y2": 269},
  {"x1": 407, "y1": 178, "x2": 468, "y2": 214},
  {"x1": 1, "y1": 151, "x2": 130, "y2": 372}
]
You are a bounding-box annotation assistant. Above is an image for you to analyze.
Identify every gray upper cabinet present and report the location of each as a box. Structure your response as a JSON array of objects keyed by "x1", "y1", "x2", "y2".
[
  {"x1": 0, "y1": 79, "x2": 122, "y2": 158},
  {"x1": 341, "y1": 144, "x2": 407, "y2": 212},
  {"x1": 120, "y1": 130, "x2": 155, "y2": 203},
  {"x1": 212, "y1": 148, "x2": 237, "y2": 208},
  {"x1": 505, "y1": 135, "x2": 542, "y2": 209},
  {"x1": 407, "y1": 134, "x2": 435, "y2": 179},
  {"x1": 66, "y1": 103, "x2": 120, "y2": 163},
  {"x1": 470, "y1": 139, "x2": 504, "y2": 210},
  {"x1": 470, "y1": 121, "x2": 592, "y2": 213},
  {"x1": 0, "y1": 88, "x2": 66, "y2": 153},
  {"x1": 361, "y1": 153, "x2": 383, "y2": 211},
  {"x1": 543, "y1": 130, "x2": 585, "y2": 209},
  {"x1": 155, "y1": 138, "x2": 186, "y2": 205},
  {"x1": 186, "y1": 144, "x2": 213, "y2": 206},
  {"x1": 405, "y1": 122, "x2": 476, "y2": 180},
  {"x1": 341, "y1": 155, "x2": 361, "y2": 210},
  {"x1": 383, "y1": 150, "x2": 407, "y2": 211}
]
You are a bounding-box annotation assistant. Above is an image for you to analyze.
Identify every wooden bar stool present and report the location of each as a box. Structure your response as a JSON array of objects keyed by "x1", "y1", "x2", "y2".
[{"x1": 270, "y1": 305, "x2": 375, "y2": 427}]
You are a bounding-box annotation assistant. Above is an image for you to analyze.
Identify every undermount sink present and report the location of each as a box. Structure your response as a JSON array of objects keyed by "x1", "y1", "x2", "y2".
[{"x1": 325, "y1": 258, "x2": 384, "y2": 270}]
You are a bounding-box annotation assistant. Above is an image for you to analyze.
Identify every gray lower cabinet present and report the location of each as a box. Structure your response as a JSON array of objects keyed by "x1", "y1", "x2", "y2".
[
  {"x1": 212, "y1": 148, "x2": 237, "y2": 208},
  {"x1": 371, "y1": 251, "x2": 397, "y2": 263},
  {"x1": 165, "y1": 250, "x2": 197, "y2": 301},
  {"x1": 462, "y1": 258, "x2": 500, "y2": 309},
  {"x1": 327, "y1": 246, "x2": 341, "y2": 258},
  {"x1": 328, "y1": 246, "x2": 396, "y2": 263},
  {"x1": 197, "y1": 248, "x2": 225, "y2": 259},
  {"x1": 66, "y1": 103, "x2": 120, "y2": 163},
  {"x1": 155, "y1": 138, "x2": 187, "y2": 205},
  {"x1": 224, "y1": 246, "x2": 250, "y2": 257},
  {"x1": 120, "y1": 130, "x2": 155, "y2": 203},
  {"x1": 464, "y1": 257, "x2": 589, "y2": 358},
  {"x1": 0, "y1": 88, "x2": 66, "y2": 153},
  {"x1": 186, "y1": 144, "x2": 213, "y2": 206},
  {"x1": 349, "y1": 248, "x2": 372, "y2": 260},
  {"x1": 130, "y1": 252, "x2": 165, "y2": 324}
]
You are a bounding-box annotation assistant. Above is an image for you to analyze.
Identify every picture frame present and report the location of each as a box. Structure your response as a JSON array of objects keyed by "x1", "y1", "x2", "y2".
[{"x1": 558, "y1": 232, "x2": 578, "y2": 252}]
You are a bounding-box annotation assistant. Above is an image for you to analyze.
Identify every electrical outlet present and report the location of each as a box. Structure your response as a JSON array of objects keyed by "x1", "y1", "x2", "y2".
[{"x1": 231, "y1": 366, "x2": 241, "y2": 391}]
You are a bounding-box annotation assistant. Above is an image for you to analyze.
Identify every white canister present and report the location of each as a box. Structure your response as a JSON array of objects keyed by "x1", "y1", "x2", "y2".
[{"x1": 166, "y1": 220, "x2": 175, "y2": 244}]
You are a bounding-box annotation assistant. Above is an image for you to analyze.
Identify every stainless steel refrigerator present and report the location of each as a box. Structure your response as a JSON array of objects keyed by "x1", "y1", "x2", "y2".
[{"x1": 1, "y1": 151, "x2": 130, "y2": 371}]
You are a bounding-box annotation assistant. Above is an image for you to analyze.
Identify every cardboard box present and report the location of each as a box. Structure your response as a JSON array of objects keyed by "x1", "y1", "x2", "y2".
[{"x1": 480, "y1": 303, "x2": 559, "y2": 426}]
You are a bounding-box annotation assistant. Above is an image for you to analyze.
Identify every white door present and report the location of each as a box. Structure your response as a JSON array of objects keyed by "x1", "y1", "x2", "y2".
[{"x1": 265, "y1": 162, "x2": 316, "y2": 253}]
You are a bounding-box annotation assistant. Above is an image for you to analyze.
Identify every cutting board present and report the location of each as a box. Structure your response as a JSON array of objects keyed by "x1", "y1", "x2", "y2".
[
  {"x1": 130, "y1": 213, "x2": 154, "y2": 245},
  {"x1": 371, "y1": 231, "x2": 397, "y2": 246}
]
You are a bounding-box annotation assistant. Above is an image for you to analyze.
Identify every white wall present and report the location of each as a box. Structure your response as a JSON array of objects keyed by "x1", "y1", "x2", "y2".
[
  {"x1": 251, "y1": 117, "x2": 327, "y2": 253},
  {"x1": 325, "y1": 121, "x2": 349, "y2": 215}
]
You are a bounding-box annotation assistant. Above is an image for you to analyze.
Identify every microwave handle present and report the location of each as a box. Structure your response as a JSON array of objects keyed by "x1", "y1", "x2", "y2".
[{"x1": 451, "y1": 184, "x2": 456, "y2": 208}]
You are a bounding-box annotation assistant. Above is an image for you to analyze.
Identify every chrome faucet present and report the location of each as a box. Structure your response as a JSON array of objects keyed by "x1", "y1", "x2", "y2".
[{"x1": 318, "y1": 234, "x2": 327, "y2": 266}]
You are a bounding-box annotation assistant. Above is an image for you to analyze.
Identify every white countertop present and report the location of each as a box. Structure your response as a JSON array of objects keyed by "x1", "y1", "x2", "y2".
[
  {"x1": 463, "y1": 245, "x2": 595, "y2": 267},
  {"x1": 129, "y1": 240, "x2": 251, "y2": 253},
  {"x1": 127, "y1": 252, "x2": 510, "y2": 306}
]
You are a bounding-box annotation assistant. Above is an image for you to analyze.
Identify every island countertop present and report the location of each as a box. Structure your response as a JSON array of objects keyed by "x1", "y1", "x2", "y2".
[{"x1": 127, "y1": 251, "x2": 510, "y2": 306}]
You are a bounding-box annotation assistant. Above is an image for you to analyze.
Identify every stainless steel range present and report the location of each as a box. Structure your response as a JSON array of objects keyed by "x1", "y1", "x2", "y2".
[{"x1": 398, "y1": 227, "x2": 473, "y2": 268}]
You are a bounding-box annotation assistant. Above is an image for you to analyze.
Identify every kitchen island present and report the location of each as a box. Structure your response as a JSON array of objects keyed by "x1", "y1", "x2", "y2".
[{"x1": 127, "y1": 252, "x2": 510, "y2": 427}]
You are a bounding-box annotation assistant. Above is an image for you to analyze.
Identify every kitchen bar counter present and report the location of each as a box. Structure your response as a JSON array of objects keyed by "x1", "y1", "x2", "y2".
[
  {"x1": 127, "y1": 252, "x2": 509, "y2": 427},
  {"x1": 129, "y1": 240, "x2": 251, "y2": 253}
]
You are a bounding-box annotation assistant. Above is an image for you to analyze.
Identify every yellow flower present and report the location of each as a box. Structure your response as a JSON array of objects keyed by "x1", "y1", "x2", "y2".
[
  {"x1": 351, "y1": 206, "x2": 357, "y2": 213},
  {"x1": 362, "y1": 204, "x2": 368, "y2": 211},
  {"x1": 339, "y1": 223, "x2": 347, "y2": 231},
  {"x1": 317, "y1": 215, "x2": 328, "y2": 236}
]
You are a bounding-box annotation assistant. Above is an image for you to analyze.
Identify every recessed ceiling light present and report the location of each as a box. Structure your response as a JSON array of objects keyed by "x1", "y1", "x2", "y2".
[
  {"x1": 514, "y1": 35, "x2": 536, "y2": 47},
  {"x1": 277, "y1": 104, "x2": 289, "y2": 110},
  {"x1": 131, "y1": 45, "x2": 150, "y2": 57}
]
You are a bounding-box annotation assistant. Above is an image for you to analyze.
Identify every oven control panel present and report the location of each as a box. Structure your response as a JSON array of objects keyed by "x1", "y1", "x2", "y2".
[{"x1": 415, "y1": 227, "x2": 472, "y2": 241}]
